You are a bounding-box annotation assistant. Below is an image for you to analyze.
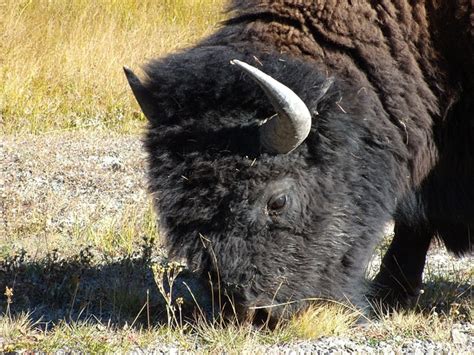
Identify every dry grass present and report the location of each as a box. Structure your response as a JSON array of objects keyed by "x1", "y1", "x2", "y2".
[
  {"x1": 1, "y1": 281, "x2": 470, "y2": 352},
  {"x1": 0, "y1": 304, "x2": 362, "y2": 353},
  {"x1": 283, "y1": 303, "x2": 361, "y2": 339},
  {"x1": 187, "y1": 304, "x2": 361, "y2": 353},
  {"x1": 1, "y1": 219, "x2": 472, "y2": 352},
  {"x1": 0, "y1": 313, "x2": 158, "y2": 353},
  {"x1": 77, "y1": 201, "x2": 158, "y2": 256},
  {"x1": 373, "y1": 309, "x2": 453, "y2": 342},
  {"x1": 1, "y1": 0, "x2": 226, "y2": 134}
]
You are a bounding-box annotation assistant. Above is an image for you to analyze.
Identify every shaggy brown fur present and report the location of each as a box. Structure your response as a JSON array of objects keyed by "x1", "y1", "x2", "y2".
[{"x1": 209, "y1": 0, "x2": 473, "y2": 185}]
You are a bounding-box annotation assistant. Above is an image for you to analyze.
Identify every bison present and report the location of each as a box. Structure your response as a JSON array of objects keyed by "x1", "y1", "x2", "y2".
[{"x1": 124, "y1": 0, "x2": 473, "y2": 321}]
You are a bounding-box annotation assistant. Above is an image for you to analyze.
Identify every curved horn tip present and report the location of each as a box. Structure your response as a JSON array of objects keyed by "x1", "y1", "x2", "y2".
[
  {"x1": 230, "y1": 59, "x2": 255, "y2": 73},
  {"x1": 230, "y1": 59, "x2": 242, "y2": 66}
]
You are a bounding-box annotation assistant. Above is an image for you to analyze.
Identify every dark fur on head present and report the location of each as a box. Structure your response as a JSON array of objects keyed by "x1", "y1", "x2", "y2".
[{"x1": 127, "y1": 0, "x2": 473, "y2": 319}]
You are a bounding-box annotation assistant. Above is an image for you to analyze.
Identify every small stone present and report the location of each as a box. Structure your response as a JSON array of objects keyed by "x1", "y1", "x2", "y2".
[
  {"x1": 101, "y1": 156, "x2": 123, "y2": 171},
  {"x1": 451, "y1": 327, "x2": 469, "y2": 345}
]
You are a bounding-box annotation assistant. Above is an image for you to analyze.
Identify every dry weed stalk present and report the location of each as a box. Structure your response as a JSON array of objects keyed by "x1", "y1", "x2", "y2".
[{"x1": 152, "y1": 261, "x2": 186, "y2": 331}]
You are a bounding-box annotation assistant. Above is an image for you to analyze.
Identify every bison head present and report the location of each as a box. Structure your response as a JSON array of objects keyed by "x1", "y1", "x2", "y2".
[{"x1": 125, "y1": 46, "x2": 399, "y2": 322}]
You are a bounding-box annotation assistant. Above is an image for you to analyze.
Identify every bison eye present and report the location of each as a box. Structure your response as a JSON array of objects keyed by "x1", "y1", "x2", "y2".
[{"x1": 268, "y1": 194, "x2": 287, "y2": 211}]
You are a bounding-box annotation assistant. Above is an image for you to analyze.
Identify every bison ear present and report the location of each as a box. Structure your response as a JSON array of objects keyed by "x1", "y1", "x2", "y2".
[{"x1": 123, "y1": 66, "x2": 158, "y2": 121}]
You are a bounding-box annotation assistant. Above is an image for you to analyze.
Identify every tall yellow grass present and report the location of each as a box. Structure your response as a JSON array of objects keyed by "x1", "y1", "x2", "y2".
[{"x1": 1, "y1": 0, "x2": 226, "y2": 134}]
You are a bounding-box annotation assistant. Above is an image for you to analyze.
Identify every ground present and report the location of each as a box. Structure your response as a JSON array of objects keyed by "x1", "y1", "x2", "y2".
[{"x1": 1, "y1": 131, "x2": 472, "y2": 353}]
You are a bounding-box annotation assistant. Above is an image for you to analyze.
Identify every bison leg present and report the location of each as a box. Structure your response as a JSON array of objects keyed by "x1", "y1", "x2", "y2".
[{"x1": 372, "y1": 222, "x2": 433, "y2": 308}]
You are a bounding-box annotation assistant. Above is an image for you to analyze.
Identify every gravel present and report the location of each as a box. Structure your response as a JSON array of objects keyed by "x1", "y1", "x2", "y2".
[
  {"x1": 1, "y1": 132, "x2": 472, "y2": 353},
  {"x1": 1, "y1": 131, "x2": 148, "y2": 253},
  {"x1": 254, "y1": 322, "x2": 473, "y2": 354}
]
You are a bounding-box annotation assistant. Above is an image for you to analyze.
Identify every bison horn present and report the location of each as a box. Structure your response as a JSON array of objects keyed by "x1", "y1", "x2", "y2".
[{"x1": 230, "y1": 59, "x2": 312, "y2": 154}]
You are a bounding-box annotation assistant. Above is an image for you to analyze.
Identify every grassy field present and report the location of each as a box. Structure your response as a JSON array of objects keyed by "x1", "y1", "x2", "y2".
[
  {"x1": 1, "y1": 0, "x2": 226, "y2": 134},
  {"x1": 1, "y1": 0, "x2": 472, "y2": 352}
]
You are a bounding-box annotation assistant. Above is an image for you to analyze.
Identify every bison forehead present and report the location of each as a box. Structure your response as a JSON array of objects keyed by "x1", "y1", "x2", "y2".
[
  {"x1": 146, "y1": 117, "x2": 313, "y2": 185},
  {"x1": 150, "y1": 146, "x2": 313, "y2": 230},
  {"x1": 155, "y1": 149, "x2": 311, "y2": 197},
  {"x1": 146, "y1": 115, "x2": 264, "y2": 160}
]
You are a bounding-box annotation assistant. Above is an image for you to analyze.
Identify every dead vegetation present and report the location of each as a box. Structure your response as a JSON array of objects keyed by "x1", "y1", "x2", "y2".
[{"x1": 0, "y1": 0, "x2": 226, "y2": 134}]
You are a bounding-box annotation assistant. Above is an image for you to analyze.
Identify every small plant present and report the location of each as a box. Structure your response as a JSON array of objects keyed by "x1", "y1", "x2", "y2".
[
  {"x1": 4, "y1": 287, "x2": 14, "y2": 318},
  {"x1": 152, "y1": 261, "x2": 187, "y2": 330}
]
